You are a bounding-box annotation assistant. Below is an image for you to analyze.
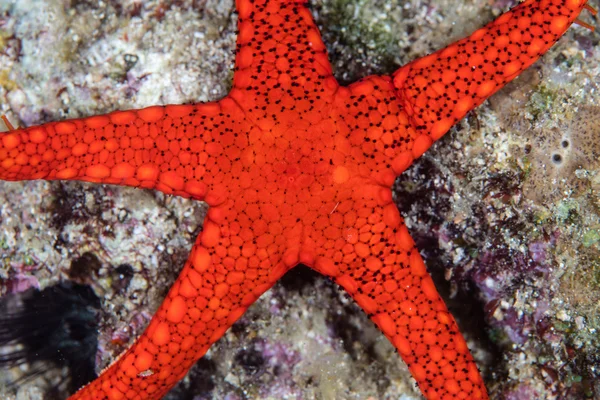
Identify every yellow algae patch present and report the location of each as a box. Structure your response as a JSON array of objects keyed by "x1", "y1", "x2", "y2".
[{"x1": 0, "y1": 69, "x2": 17, "y2": 91}]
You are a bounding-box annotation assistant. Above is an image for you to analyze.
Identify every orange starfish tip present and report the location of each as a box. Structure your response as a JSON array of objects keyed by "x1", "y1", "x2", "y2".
[
  {"x1": 576, "y1": 2, "x2": 598, "y2": 31},
  {"x1": 574, "y1": 18, "x2": 596, "y2": 31},
  {"x1": 584, "y1": 3, "x2": 598, "y2": 15},
  {"x1": 1, "y1": 115, "x2": 15, "y2": 131}
]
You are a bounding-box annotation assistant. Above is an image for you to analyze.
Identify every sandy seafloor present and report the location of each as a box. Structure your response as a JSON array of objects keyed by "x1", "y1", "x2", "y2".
[{"x1": 0, "y1": 0, "x2": 599, "y2": 399}]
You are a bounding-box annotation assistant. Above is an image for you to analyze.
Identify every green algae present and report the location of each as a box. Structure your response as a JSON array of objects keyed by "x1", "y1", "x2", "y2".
[
  {"x1": 0, "y1": 30, "x2": 10, "y2": 52},
  {"x1": 582, "y1": 229, "x2": 600, "y2": 248},
  {"x1": 555, "y1": 200, "x2": 581, "y2": 223},
  {"x1": 316, "y1": 0, "x2": 400, "y2": 83},
  {"x1": 527, "y1": 84, "x2": 559, "y2": 122}
]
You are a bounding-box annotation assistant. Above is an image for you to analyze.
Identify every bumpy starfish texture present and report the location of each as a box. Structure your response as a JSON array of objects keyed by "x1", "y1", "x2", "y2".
[{"x1": 0, "y1": 0, "x2": 593, "y2": 399}]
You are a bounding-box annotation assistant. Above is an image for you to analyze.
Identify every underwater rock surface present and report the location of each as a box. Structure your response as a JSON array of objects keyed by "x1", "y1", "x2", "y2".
[{"x1": 0, "y1": 0, "x2": 599, "y2": 399}]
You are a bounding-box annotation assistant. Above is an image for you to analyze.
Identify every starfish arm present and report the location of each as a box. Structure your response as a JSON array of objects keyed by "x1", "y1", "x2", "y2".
[
  {"x1": 331, "y1": 76, "x2": 419, "y2": 187},
  {"x1": 347, "y1": 241, "x2": 488, "y2": 400},
  {"x1": 0, "y1": 99, "x2": 246, "y2": 202},
  {"x1": 68, "y1": 201, "x2": 287, "y2": 400},
  {"x1": 390, "y1": 0, "x2": 591, "y2": 159},
  {"x1": 230, "y1": 0, "x2": 339, "y2": 124},
  {"x1": 310, "y1": 185, "x2": 488, "y2": 400}
]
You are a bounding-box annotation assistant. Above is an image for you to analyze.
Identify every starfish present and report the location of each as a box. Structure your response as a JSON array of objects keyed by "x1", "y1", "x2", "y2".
[{"x1": 0, "y1": 0, "x2": 596, "y2": 399}]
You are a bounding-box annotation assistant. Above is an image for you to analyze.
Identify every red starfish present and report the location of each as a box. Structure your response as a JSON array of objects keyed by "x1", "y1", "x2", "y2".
[{"x1": 0, "y1": 0, "x2": 595, "y2": 399}]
